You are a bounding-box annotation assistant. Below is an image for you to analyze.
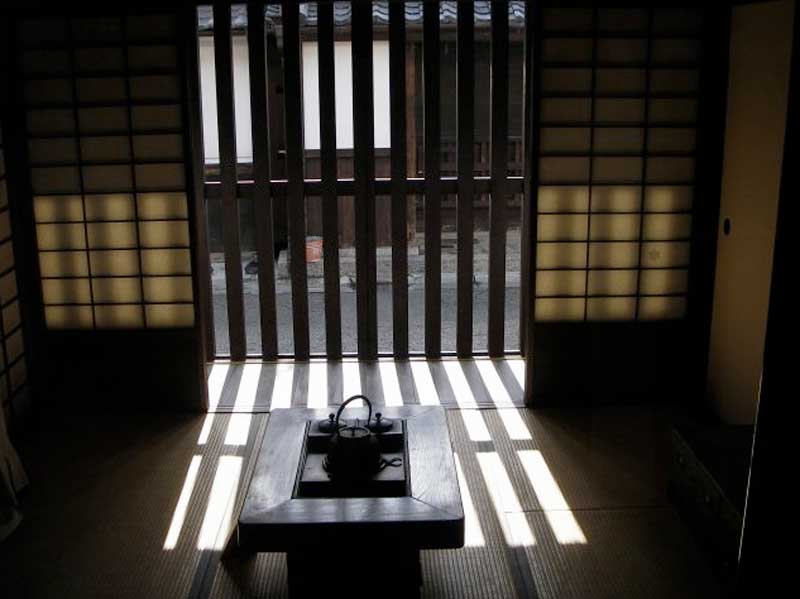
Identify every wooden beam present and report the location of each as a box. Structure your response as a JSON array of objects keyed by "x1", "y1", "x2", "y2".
[{"x1": 204, "y1": 176, "x2": 526, "y2": 200}]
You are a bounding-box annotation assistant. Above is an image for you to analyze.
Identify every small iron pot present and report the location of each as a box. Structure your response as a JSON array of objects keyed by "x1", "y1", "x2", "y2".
[{"x1": 323, "y1": 395, "x2": 382, "y2": 481}]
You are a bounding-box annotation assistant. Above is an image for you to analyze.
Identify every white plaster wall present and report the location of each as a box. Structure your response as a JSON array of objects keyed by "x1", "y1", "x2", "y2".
[
  {"x1": 199, "y1": 36, "x2": 391, "y2": 164},
  {"x1": 302, "y1": 40, "x2": 392, "y2": 150},
  {"x1": 199, "y1": 35, "x2": 253, "y2": 164}
]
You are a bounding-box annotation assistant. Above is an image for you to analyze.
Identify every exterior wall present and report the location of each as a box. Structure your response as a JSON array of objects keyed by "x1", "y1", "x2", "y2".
[
  {"x1": 708, "y1": 0, "x2": 795, "y2": 424},
  {"x1": 199, "y1": 36, "x2": 393, "y2": 163},
  {"x1": 199, "y1": 34, "x2": 253, "y2": 162},
  {"x1": 302, "y1": 40, "x2": 392, "y2": 150}
]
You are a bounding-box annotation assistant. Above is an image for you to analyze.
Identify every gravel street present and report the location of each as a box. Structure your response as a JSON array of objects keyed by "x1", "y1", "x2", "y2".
[{"x1": 211, "y1": 229, "x2": 523, "y2": 356}]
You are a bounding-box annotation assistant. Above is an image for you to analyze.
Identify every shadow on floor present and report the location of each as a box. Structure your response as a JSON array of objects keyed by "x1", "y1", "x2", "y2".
[{"x1": 1, "y1": 401, "x2": 720, "y2": 599}]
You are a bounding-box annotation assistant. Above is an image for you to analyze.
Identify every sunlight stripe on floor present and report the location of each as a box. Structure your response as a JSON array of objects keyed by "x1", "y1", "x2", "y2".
[
  {"x1": 233, "y1": 363, "x2": 261, "y2": 411},
  {"x1": 507, "y1": 358, "x2": 525, "y2": 390},
  {"x1": 269, "y1": 363, "x2": 294, "y2": 410},
  {"x1": 476, "y1": 360, "x2": 514, "y2": 407},
  {"x1": 443, "y1": 360, "x2": 478, "y2": 408},
  {"x1": 163, "y1": 455, "x2": 202, "y2": 550},
  {"x1": 342, "y1": 360, "x2": 362, "y2": 407},
  {"x1": 477, "y1": 452, "x2": 535, "y2": 547},
  {"x1": 517, "y1": 450, "x2": 587, "y2": 544},
  {"x1": 197, "y1": 456, "x2": 243, "y2": 551},
  {"x1": 410, "y1": 360, "x2": 440, "y2": 405},
  {"x1": 207, "y1": 362, "x2": 230, "y2": 409},
  {"x1": 460, "y1": 409, "x2": 492, "y2": 442},
  {"x1": 197, "y1": 413, "x2": 215, "y2": 445},
  {"x1": 307, "y1": 361, "x2": 328, "y2": 409},
  {"x1": 224, "y1": 413, "x2": 253, "y2": 446},
  {"x1": 476, "y1": 360, "x2": 532, "y2": 440},
  {"x1": 454, "y1": 453, "x2": 485, "y2": 547},
  {"x1": 379, "y1": 360, "x2": 404, "y2": 406}
]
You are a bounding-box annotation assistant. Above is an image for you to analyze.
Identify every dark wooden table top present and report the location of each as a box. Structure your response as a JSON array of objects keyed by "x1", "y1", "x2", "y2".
[{"x1": 238, "y1": 406, "x2": 464, "y2": 551}]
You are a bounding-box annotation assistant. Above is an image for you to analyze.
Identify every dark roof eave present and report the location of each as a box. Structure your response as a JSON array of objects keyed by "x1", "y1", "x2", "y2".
[{"x1": 196, "y1": 2, "x2": 527, "y2": 33}]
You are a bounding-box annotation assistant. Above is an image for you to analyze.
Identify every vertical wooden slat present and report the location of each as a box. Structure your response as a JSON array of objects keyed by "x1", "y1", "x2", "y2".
[
  {"x1": 352, "y1": 0, "x2": 378, "y2": 360},
  {"x1": 389, "y1": 1, "x2": 409, "y2": 358},
  {"x1": 523, "y1": 1, "x2": 542, "y2": 406},
  {"x1": 177, "y1": 6, "x2": 211, "y2": 407},
  {"x1": 121, "y1": 19, "x2": 148, "y2": 330},
  {"x1": 582, "y1": 9, "x2": 598, "y2": 321},
  {"x1": 456, "y1": 1, "x2": 474, "y2": 358},
  {"x1": 488, "y1": 0, "x2": 509, "y2": 357},
  {"x1": 318, "y1": 1, "x2": 342, "y2": 359},
  {"x1": 518, "y1": 2, "x2": 531, "y2": 357},
  {"x1": 66, "y1": 21, "x2": 96, "y2": 330},
  {"x1": 281, "y1": 1, "x2": 310, "y2": 359},
  {"x1": 184, "y1": 5, "x2": 215, "y2": 364},
  {"x1": 248, "y1": 1, "x2": 278, "y2": 359},
  {"x1": 213, "y1": 1, "x2": 246, "y2": 359},
  {"x1": 423, "y1": 0, "x2": 442, "y2": 358},
  {"x1": 633, "y1": 9, "x2": 654, "y2": 320}
]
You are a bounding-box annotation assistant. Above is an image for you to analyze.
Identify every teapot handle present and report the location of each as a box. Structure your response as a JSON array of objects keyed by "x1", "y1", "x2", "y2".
[{"x1": 334, "y1": 395, "x2": 373, "y2": 429}]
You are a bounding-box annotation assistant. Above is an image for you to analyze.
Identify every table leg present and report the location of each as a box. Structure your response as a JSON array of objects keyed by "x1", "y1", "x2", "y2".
[{"x1": 287, "y1": 547, "x2": 421, "y2": 599}]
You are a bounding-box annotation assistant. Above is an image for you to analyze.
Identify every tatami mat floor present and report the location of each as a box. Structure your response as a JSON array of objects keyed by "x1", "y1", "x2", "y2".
[{"x1": 1, "y1": 361, "x2": 720, "y2": 599}]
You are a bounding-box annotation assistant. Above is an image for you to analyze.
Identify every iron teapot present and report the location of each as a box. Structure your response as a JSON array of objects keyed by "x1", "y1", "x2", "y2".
[{"x1": 323, "y1": 395, "x2": 383, "y2": 481}]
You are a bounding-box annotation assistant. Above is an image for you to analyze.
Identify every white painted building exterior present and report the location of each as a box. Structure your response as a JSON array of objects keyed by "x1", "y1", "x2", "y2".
[{"x1": 199, "y1": 36, "x2": 393, "y2": 164}]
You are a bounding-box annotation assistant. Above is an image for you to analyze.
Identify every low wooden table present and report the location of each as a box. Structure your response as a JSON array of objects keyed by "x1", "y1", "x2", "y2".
[{"x1": 238, "y1": 406, "x2": 464, "y2": 598}]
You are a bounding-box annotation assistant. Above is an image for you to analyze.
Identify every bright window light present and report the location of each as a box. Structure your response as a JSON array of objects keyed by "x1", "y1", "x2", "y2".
[
  {"x1": 517, "y1": 450, "x2": 587, "y2": 544},
  {"x1": 197, "y1": 455, "x2": 243, "y2": 551},
  {"x1": 454, "y1": 453, "x2": 485, "y2": 547},
  {"x1": 163, "y1": 455, "x2": 202, "y2": 550},
  {"x1": 477, "y1": 452, "x2": 535, "y2": 547}
]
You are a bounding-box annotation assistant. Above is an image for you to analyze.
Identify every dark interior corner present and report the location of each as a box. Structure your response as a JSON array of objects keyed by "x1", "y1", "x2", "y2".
[{"x1": 0, "y1": 1, "x2": 795, "y2": 597}]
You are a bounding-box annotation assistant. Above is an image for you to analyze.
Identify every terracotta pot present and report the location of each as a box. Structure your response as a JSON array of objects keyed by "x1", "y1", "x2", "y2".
[{"x1": 305, "y1": 237, "x2": 323, "y2": 263}]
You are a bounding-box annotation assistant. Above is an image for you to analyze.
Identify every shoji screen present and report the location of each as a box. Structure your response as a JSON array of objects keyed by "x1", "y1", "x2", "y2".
[
  {"x1": 0, "y1": 122, "x2": 29, "y2": 419},
  {"x1": 18, "y1": 15, "x2": 194, "y2": 330},
  {"x1": 535, "y1": 7, "x2": 700, "y2": 321}
]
